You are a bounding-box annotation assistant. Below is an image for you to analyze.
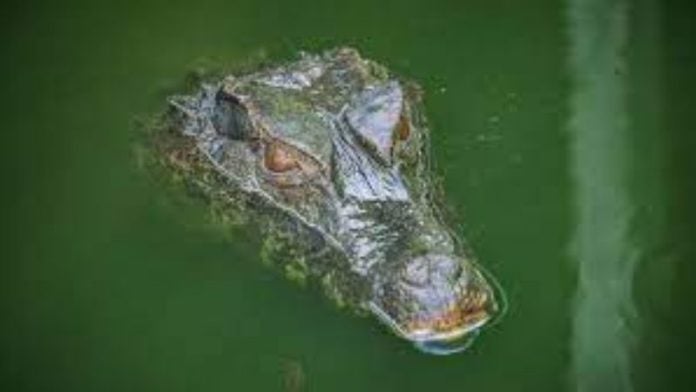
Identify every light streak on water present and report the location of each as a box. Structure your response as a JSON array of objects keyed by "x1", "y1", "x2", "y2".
[{"x1": 567, "y1": 0, "x2": 637, "y2": 390}]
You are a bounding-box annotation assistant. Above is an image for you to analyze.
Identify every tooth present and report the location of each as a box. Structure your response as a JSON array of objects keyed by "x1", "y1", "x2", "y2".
[
  {"x1": 460, "y1": 296, "x2": 471, "y2": 309},
  {"x1": 477, "y1": 292, "x2": 487, "y2": 307},
  {"x1": 462, "y1": 295, "x2": 474, "y2": 312}
]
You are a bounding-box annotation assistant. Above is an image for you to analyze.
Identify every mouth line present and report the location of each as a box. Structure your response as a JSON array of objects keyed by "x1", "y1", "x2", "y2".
[
  {"x1": 404, "y1": 312, "x2": 490, "y2": 342},
  {"x1": 368, "y1": 302, "x2": 491, "y2": 344}
]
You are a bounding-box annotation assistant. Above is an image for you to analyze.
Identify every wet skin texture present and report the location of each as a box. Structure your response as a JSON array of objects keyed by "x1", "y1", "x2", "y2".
[{"x1": 158, "y1": 48, "x2": 500, "y2": 354}]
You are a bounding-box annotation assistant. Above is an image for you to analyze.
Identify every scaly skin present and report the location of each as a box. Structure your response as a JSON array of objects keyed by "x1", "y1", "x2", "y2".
[{"x1": 146, "y1": 47, "x2": 501, "y2": 354}]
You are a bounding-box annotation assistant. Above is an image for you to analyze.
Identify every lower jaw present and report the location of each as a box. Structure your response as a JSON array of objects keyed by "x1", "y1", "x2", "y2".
[
  {"x1": 368, "y1": 302, "x2": 491, "y2": 355},
  {"x1": 406, "y1": 316, "x2": 490, "y2": 355},
  {"x1": 412, "y1": 330, "x2": 481, "y2": 355}
]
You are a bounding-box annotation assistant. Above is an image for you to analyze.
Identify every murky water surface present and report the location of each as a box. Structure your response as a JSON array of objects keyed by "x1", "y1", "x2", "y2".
[{"x1": 1, "y1": 0, "x2": 694, "y2": 390}]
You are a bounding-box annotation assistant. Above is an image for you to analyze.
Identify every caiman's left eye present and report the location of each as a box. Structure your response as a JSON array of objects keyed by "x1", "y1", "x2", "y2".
[{"x1": 264, "y1": 142, "x2": 300, "y2": 173}]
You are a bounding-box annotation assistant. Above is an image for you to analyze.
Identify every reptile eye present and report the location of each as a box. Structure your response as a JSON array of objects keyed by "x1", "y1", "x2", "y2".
[
  {"x1": 264, "y1": 142, "x2": 299, "y2": 173},
  {"x1": 213, "y1": 89, "x2": 254, "y2": 140},
  {"x1": 396, "y1": 114, "x2": 410, "y2": 141}
]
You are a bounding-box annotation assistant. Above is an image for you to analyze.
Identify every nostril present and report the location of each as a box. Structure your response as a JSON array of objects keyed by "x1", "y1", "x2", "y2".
[
  {"x1": 402, "y1": 256, "x2": 430, "y2": 286},
  {"x1": 401, "y1": 254, "x2": 464, "y2": 286},
  {"x1": 432, "y1": 255, "x2": 463, "y2": 282},
  {"x1": 402, "y1": 257, "x2": 429, "y2": 286}
]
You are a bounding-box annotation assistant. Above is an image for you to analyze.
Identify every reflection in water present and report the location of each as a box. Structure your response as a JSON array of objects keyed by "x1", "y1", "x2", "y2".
[{"x1": 567, "y1": 0, "x2": 636, "y2": 391}]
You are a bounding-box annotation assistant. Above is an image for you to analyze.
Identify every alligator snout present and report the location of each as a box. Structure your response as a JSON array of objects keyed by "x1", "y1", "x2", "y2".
[{"x1": 370, "y1": 253, "x2": 497, "y2": 354}]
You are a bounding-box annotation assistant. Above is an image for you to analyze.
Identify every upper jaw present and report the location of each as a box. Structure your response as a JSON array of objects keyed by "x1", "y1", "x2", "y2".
[
  {"x1": 369, "y1": 300, "x2": 492, "y2": 355},
  {"x1": 368, "y1": 289, "x2": 493, "y2": 342},
  {"x1": 368, "y1": 271, "x2": 496, "y2": 354},
  {"x1": 365, "y1": 249, "x2": 497, "y2": 353},
  {"x1": 403, "y1": 307, "x2": 491, "y2": 342}
]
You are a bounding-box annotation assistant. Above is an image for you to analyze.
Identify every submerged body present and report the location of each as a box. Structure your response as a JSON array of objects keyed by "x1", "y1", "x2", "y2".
[{"x1": 152, "y1": 48, "x2": 501, "y2": 354}]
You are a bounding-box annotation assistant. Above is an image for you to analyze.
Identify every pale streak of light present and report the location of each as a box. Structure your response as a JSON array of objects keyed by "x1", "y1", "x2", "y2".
[{"x1": 567, "y1": 0, "x2": 637, "y2": 391}]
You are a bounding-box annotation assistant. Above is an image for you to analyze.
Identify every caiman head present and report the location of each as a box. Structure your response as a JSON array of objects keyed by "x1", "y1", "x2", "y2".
[{"x1": 166, "y1": 48, "x2": 500, "y2": 354}]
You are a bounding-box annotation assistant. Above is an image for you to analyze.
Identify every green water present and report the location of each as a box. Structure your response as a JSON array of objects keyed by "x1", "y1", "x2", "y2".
[{"x1": 2, "y1": 0, "x2": 694, "y2": 391}]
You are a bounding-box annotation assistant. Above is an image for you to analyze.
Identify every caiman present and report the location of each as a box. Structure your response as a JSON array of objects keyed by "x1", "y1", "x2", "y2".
[{"x1": 146, "y1": 47, "x2": 502, "y2": 355}]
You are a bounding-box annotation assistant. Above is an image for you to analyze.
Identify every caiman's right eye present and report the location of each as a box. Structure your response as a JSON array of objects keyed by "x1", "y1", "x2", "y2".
[
  {"x1": 263, "y1": 142, "x2": 300, "y2": 173},
  {"x1": 396, "y1": 114, "x2": 411, "y2": 141},
  {"x1": 213, "y1": 89, "x2": 254, "y2": 140}
]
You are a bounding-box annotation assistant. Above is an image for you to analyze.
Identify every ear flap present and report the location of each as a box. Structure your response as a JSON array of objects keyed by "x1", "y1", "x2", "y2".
[{"x1": 345, "y1": 81, "x2": 403, "y2": 165}]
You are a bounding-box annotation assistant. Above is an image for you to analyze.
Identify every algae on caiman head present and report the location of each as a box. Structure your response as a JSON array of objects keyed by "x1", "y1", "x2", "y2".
[{"x1": 146, "y1": 47, "x2": 501, "y2": 354}]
